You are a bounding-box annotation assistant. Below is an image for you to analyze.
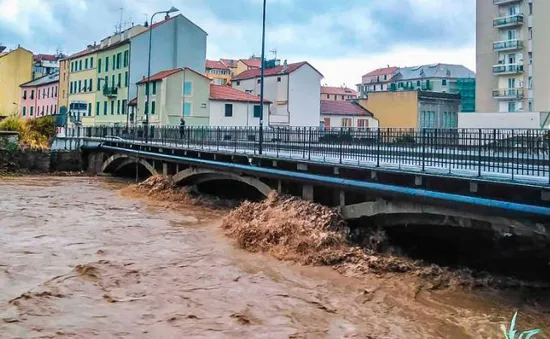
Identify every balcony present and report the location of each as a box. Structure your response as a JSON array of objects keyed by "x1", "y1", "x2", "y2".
[
  {"x1": 493, "y1": 39, "x2": 523, "y2": 51},
  {"x1": 493, "y1": 14, "x2": 524, "y2": 28},
  {"x1": 493, "y1": 63, "x2": 524, "y2": 75},
  {"x1": 493, "y1": 0, "x2": 522, "y2": 5},
  {"x1": 492, "y1": 88, "x2": 525, "y2": 99},
  {"x1": 103, "y1": 86, "x2": 118, "y2": 98}
]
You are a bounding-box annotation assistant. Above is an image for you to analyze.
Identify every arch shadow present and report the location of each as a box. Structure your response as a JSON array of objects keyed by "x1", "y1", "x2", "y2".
[{"x1": 101, "y1": 154, "x2": 157, "y2": 176}]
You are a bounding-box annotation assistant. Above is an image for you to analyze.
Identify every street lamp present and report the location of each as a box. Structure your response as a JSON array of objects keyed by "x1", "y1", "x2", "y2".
[
  {"x1": 258, "y1": 0, "x2": 266, "y2": 154},
  {"x1": 145, "y1": 6, "x2": 179, "y2": 143}
]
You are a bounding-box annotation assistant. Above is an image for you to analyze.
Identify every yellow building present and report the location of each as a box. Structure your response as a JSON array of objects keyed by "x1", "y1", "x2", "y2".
[
  {"x1": 359, "y1": 91, "x2": 461, "y2": 129},
  {"x1": 94, "y1": 41, "x2": 131, "y2": 126},
  {"x1": 205, "y1": 60, "x2": 232, "y2": 85},
  {"x1": 67, "y1": 46, "x2": 99, "y2": 126},
  {"x1": 234, "y1": 58, "x2": 261, "y2": 76},
  {"x1": 0, "y1": 47, "x2": 33, "y2": 117},
  {"x1": 58, "y1": 58, "x2": 70, "y2": 115}
]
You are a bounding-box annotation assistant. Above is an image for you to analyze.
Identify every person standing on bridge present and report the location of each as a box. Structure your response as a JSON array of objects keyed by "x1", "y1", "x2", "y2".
[{"x1": 179, "y1": 117, "x2": 186, "y2": 139}]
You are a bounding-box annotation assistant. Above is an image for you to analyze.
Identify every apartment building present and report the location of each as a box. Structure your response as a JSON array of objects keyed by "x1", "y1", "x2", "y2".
[
  {"x1": 321, "y1": 86, "x2": 358, "y2": 101},
  {"x1": 476, "y1": 0, "x2": 550, "y2": 113},
  {"x1": 232, "y1": 61, "x2": 323, "y2": 127},
  {"x1": 205, "y1": 60, "x2": 232, "y2": 85},
  {"x1": 19, "y1": 73, "x2": 59, "y2": 118},
  {"x1": 0, "y1": 47, "x2": 33, "y2": 117},
  {"x1": 357, "y1": 66, "x2": 399, "y2": 97},
  {"x1": 67, "y1": 46, "x2": 99, "y2": 125},
  {"x1": 58, "y1": 59, "x2": 70, "y2": 115}
]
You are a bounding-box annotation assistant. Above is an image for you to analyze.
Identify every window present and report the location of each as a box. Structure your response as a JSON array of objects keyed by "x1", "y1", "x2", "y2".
[
  {"x1": 112, "y1": 55, "x2": 116, "y2": 70},
  {"x1": 117, "y1": 100, "x2": 121, "y2": 114},
  {"x1": 253, "y1": 105, "x2": 261, "y2": 118},
  {"x1": 122, "y1": 99, "x2": 127, "y2": 115},
  {"x1": 111, "y1": 101, "x2": 114, "y2": 115},
  {"x1": 124, "y1": 71, "x2": 128, "y2": 87},
  {"x1": 529, "y1": 100, "x2": 533, "y2": 112},
  {"x1": 85, "y1": 58, "x2": 88, "y2": 69},
  {"x1": 183, "y1": 103, "x2": 191, "y2": 116},
  {"x1": 357, "y1": 119, "x2": 369, "y2": 129},
  {"x1": 341, "y1": 95, "x2": 345, "y2": 100},
  {"x1": 104, "y1": 101, "x2": 108, "y2": 115},
  {"x1": 508, "y1": 101, "x2": 516, "y2": 112},
  {"x1": 417, "y1": 80, "x2": 421, "y2": 87},
  {"x1": 96, "y1": 102, "x2": 100, "y2": 116},
  {"x1": 46, "y1": 106, "x2": 49, "y2": 115},
  {"x1": 118, "y1": 73, "x2": 121, "y2": 87},
  {"x1": 104, "y1": 76, "x2": 108, "y2": 87},
  {"x1": 236, "y1": 81, "x2": 240, "y2": 86},
  {"x1": 105, "y1": 57, "x2": 109, "y2": 72},
  {"x1": 144, "y1": 100, "x2": 148, "y2": 114},
  {"x1": 43, "y1": 88, "x2": 46, "y2": 97},
  {"x1": 257, "y1": 79, "x2": 261, "y2": 84},
  {"x1": 88, "y1": 103, "x2": 92, "y2": 116},
  {"x1": 55, "y1": 86, "x2": 57, "y2": 97},
  {"x1": 184, "y1": 81, "x2": 192, "y2": 96},
  {"x1": 23, "y1": 90, "x2": 27, "y2": 99},
  {"x1": 79, "y1": 60, "x2": 82, "y2": 71},
  {"x1": 54, "y1": 105, "x2": 56, "y2": 114},
  {"x1": 277, "y1": 77, "x2": 281, "y2": 82},
  {"x1": 442, "y1": 79, "x2": 447, "y2": 86},
  {"x1": 78, "y1": 80, "x2": 82, "y2": 93},
  {"x1": 30, "y1": 90, "x2": 34, "y2": 99},
  {"x1": 90, "y1": 57, "x2": 94, "y2": 69},
  {"x1": 151, "y1": 101, "x2": 156, "y2": 114},
  {"x1": 421, "y1": 111, "x2": 437, "y2": 128},
  {"x1": 89, "y1": 78, "x2": 93, "y2": 91},
  {"x1": 123, "y1": 51, "x2": 129, "y2": 67},
  {"x1": 30, "y1": 106, "x2": 34, "y2": 116},
  {"x1": 529, "y1": 28, "x2": 533, "y2": 40},
  {"x1": 22, "y1": 106, "x2": 26, "y2": 116},
  {"x1": 529, "y1": 2, "x2": 533, "y2": 15},
  {"x1": 98, "y1": 58, "x2": 102, "y2": 73},
  {"x1": 528, "y1": 76, "x2": 533, "y2": 88},
  {"x1": 326, "y1": 94, "x2": 330, "y2": 99},
  {"x1": 341, "y1": 118, "x2": 352, "y2": 127},
  {"x1": 111, "y1": 74, "x2": 115, "y2": 88},
  {"x1": 152, "y1": 81, "x2": 157, "y2": 95},
  {"x1": 323, "y1": 117, "x2": 331, "y2": 128},
  {"x1": 224, "y1": 103, "x2": 233, "y2": 117},
  {"x1": 116, "y1": 53, "x2": 121, "y2": 69},
  {"x1": 529, "y1": 52, "x2": 533, "y2": 65},
  {"x1": 83, "y1": 79, "x2": 87, "y2": 92}
]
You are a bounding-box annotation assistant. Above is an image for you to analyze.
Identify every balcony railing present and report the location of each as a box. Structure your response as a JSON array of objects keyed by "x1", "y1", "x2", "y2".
[
  {"x1": 103, "y1": 86, "x2": 118, "y2": 98},
  {"x1": 493, "y1": 14, "x2": 524, "y2": 27},
  {"x1": 493, "y1": 0, "x2": 522, "y2": 5},
  {"x1": 492, "y1": 88, "x2": 525, "y2": 99},
  {"x1": 493, "y1": 39, "x2": 523, "y2": 51},
  {"x1": 493, "y1": 63, "x2": 524, "y2": 74}
]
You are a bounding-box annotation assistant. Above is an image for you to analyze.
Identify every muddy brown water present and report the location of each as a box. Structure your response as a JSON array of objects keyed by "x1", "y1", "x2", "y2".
[{"x1": 0, "y1": 176, "x2": 548, "y2": 338}]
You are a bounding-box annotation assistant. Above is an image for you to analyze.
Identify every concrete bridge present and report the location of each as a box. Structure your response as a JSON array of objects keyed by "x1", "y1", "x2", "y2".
[{"x1": 53, "y1": 126, "x2": 550, "y2": 242}]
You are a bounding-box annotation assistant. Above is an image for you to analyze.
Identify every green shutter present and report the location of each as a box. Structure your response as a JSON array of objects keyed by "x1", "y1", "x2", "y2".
[
  {"x1": 30, "y1": 106, "x2": 33, "y2": 116},
  {"x1": 151, "y1": 101, "x2": 156, "y2": 114},
  {"x1": 122, "y1": 99, "x2": 127, "y2": 114},
  {"x1": 124, "y1": 51, "x2": 129, "y2": 67},
  {"x1": 105, "y1": 57, "x2": 109, "y2": 72},
  {"x1": 96, "y1": 102, "x2": 100, "y2": 116},
  {"x1": 118, "y1": 73, "x2": 121, "y2": 87},
  {"x1": 98, "y1": 58, "x2": 102, "y2": 73},
  {"x1": 88, "y1": 103, "x2": 92, "y2": 116},
  {"x1": 124, "y1": 71, "x2": 128, "y2": 87},
  {"x1": 253, "y1": 105, "x2": 261, "y2": 118},
  {"x1": 111, "y1": 101, "x2": 114, "y2": 115},
  {"x1": 152, "y1": 81, "x2": 156, "y2": 95},
  {"x1": 104, "y1": 101, "x2": 107, "y2": 115},
  {"x1": 117, "y1": 100, "x2": 121, "y2": 114},
  {"x1": 22, "y1": 106, "x2": 26, "y2": 116}
]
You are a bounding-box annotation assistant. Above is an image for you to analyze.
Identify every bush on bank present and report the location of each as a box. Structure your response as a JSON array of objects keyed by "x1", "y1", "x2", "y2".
[{"x1": 0, "y1": 114, "x2": 56, "y2": 150}]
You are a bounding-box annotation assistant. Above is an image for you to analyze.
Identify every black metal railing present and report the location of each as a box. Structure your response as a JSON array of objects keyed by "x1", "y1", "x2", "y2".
[{"x1": 64, "y1": 126, "x2": 550, "y2": 184}]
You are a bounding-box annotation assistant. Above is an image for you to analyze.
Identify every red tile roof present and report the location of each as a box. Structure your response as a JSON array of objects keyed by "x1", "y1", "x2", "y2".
[
  {"x1": 320, "y1": 100, "x2": 373, "y2": 117},
  {"x1": 240, "y1": 58, "x2": 262, "y2": 68},
  {"x1": 69, "y1": 46, "x2": 100, "y2": 59},
  {"x1": 137, "y1": 67, "x2": 210, "y2": 84},
  {"x1": 128, "y1": 97, "x2": 137, "y2": 106},
  {"x1": 220, "y1": 58, "x2": 238, "y2": 67},
  {"x1": 362, "y1": 66, "x2": 399, "y2": 78},
  {"x1": 34, "y1": 54, "x2": 58, "y2": 62},
  {"x1": 210, "y1": 85, "x2": 271, "y2": 103},
  {"x1": 321, "y1": 86, "x2": 358, "y2": 97},
  {"x1": 233, "y1": 61, "x2": 323, "y2": 81},
  {"x1": 206, "y1": 60, "x2": 228, "y2": 70}
]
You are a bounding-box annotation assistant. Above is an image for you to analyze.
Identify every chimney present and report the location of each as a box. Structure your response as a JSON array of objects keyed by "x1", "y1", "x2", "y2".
[
  {"x1": 165, "y1": 13, "x2": 170, "y2": 20},
  {"x1": 282, "y1": 59, "x2": 288, "y2": 72}
]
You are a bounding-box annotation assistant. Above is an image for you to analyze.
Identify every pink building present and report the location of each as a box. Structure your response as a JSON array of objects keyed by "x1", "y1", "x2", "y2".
[{"x1": 19, "y1": 73, "x2": 59, "y2": 118}]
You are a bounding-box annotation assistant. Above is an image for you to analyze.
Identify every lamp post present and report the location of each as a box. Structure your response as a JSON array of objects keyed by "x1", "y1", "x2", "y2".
[
  {"x1": 245, "y1": 89, "x2": 253, "y2": 127},
  {"x1": 145, "y1": 6, "x2": 179, "y2": 143},
  {"x1": 258, "y1": 0, "x2": 266, "y2": 154}
]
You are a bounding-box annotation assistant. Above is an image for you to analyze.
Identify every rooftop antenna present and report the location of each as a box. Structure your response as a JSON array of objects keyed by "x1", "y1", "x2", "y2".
[
  {"x1": 117, "y1": 7, "x2": 124, "y2": 34},
  {"x1": 269, "y1": 48, "x2": 277, "y2": 60}
]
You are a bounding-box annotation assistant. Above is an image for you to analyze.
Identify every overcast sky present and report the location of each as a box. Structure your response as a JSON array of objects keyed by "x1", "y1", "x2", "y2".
[{"x1": 0, "y1": 0, "x2": 476, "y2": 87}]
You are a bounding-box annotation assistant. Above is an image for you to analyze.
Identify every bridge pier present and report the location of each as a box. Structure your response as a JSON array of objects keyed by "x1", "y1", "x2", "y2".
[
  {"x1": 87, "y1": 152, "x2": 104, "y2": 175},
  {"x1": 302, "y1": 184, "x2": 314, "y2": 202},
  {"x1": 163, "y1": 163, "x2": 168, "y2": 176}
]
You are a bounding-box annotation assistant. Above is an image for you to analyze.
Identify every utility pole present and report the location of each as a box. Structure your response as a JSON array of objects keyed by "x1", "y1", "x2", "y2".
[{"x1": 258, "y1": 0, "x2": 267, "y2": 155}]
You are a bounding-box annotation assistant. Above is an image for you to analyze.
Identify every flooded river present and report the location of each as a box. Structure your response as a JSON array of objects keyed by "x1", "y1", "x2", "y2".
[{"x1": 0, "y1": 177, "x2": 548, "y2": 338}]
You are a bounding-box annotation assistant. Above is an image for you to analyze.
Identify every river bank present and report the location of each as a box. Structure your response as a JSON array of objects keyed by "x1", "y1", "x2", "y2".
[{"x1": 1, "y1": 176, "x2": 548, "y2": 338}]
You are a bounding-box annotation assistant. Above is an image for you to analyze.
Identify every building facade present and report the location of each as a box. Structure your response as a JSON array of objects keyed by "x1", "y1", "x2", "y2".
[
  {"x1": 58, "y1": 59, "x2": 70, "y2": 116},
  {"x1": 136, "y1": 67, "x2": 211, "y2": 126},
  {"x1": 234, "y1": 58, "x2": 262, "y2": 76},
  {"x1": 128, "y1": 14, "x2": 208, "y2": 103},
  {"x1": 67, "y1": 47, "x2": 99, "y2": 126},
  {"x1": 209, "y1": 84, "x2": 270, "y2": 127},
  {"x1": 357, "y1": 66, "x2": 399, "y2": 97},
  {"x1": 359, "y1": 91, "x2": 460, "y2": 129},
  {"x1": 19, "y1": 73, "x2": 59, "y2": 118},
  {"x1": 205, "y1": 60, "x2": 232, "y2": 85},
  {"x1": 321, "y1": 86, "x2": 358, "y2": 101},
  {"x1": 320, "y1": 100, "x2": 378, "y2": 128},
  {"x1": 476, "y1": 0, "x2": 550, "y2": 113},
  {"x1": 95, "y1": 41, "x2": 131, "y2": 126},
  {"x1": 33, "y1": 54, "x2": 62, "y2": 79},
  {"x1": 232, "y1": 61, "x2": 323, "y2": 127},
  {"x1": 0, "y1": 47, "x2": 33, "y2": 117}
]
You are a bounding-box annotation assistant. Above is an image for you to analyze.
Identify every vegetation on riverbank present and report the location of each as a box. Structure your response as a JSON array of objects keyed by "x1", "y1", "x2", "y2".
[{"x1": 0, "y1": 114, "x2": 56, "y2": 150}]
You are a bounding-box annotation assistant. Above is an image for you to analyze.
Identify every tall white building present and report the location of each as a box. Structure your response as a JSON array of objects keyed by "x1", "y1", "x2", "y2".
[{"x1": 476, "y1": 0, "x2": 550, "y2": 113}]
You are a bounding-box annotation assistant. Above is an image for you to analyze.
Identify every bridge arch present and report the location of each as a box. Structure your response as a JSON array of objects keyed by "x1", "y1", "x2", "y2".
[
  {"x1": 172, "y1": 168, "x2": 273, "y2": 197},
  {"x1": 101, "y1": 154, "x2": 157, "y2": 176}
]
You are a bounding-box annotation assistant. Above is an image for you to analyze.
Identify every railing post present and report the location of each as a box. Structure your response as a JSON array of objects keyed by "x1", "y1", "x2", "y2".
[
  {"x1": 478, "y1": 128, "x2": 482, "y2": 177},
  {"x1": 217, "y1": 127, "x2": 220, "y2": 151},
  {"x1": 376, "y1": 128, "x2": 381, "y2": 167},
  {"x1": 511, "y1": 129, "x2": 515, "y2": 181},
  {"x1": 339, "y1": 128, "x2": 343, "y2": 164},
  {"x1": 308, "y1": 127, "x2": 312, "y2": 161},
  {"x1": 421, "y1": 128, "x2": 426, "y2": 172},
  {"x1": 547, "y1": 130, "x2": 550, "y2": 185}
]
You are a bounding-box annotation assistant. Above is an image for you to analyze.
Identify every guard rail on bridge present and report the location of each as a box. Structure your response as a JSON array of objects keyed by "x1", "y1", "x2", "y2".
[{"x1": 64, "y1": 126, "x2": 550, "y2": 186}]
